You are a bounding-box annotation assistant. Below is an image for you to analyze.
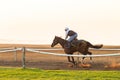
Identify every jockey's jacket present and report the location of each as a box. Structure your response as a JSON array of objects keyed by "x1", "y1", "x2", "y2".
[{"x1": 67, "y1": 30, "x2": 77, "y2": 36}]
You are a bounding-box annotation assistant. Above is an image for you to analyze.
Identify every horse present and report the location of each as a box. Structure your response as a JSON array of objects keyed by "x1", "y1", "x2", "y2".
[{"x1": 51, "y1": 36, "x2": 103, "y2": 65}]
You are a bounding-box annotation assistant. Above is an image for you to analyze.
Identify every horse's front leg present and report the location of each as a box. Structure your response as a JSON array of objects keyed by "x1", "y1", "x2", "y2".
[
  {"x1": 71, "y1": 56, "x2": 76, "y2": 65},
  {"x1": 67, "y1": 56, "x2": 76, "y2": 66},
  {"x1": 67, "y1": 56, "x2": 71, "y2": 62},
  {"x1": 67, "y1": 56, "x2": 73, "y2": 67}
]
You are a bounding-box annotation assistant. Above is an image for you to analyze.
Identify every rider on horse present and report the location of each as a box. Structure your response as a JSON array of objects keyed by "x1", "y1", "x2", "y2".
[{"x1": 65, "y1": 27, "x2": 78, "y2": 48}]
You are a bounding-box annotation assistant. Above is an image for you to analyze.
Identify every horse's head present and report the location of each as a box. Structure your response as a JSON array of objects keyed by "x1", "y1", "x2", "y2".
[{"x1": 51, "y1": 36, "x2": 59, "y2": 47}]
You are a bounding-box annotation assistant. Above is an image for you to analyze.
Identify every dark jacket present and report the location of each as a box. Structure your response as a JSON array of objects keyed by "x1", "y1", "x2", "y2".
[{"x1": 67, "y1": 30, "x2": 77, "y2": 36}]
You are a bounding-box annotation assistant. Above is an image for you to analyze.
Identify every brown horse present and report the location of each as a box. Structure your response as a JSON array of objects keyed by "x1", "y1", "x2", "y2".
[{"x1": 51, "y1": 36, "x2": 103, "y2": 65}]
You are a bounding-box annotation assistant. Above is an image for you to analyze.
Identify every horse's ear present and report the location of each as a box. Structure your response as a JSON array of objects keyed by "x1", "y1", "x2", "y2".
[{"x1": 55, "y1": 35, "x2": 57, "y2": 37}]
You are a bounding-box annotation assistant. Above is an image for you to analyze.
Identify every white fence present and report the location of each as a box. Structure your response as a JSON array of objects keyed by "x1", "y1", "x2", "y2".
[
  {"x1": 0, "y1": 47, "x2": 23, "y2": 68},
  {"x1": 26, "y1": 48, "x2": 120, "y2": 57},
  {"x1": 0, "y1": 47, "x2": 120, "y2": 69},
  {"x1": 27, "y1": 48, "x2": 120, "y2": 51},
  {"x1": 23, "y1": 48, "x2": 120, "y2": 68},
  {"x1": 0, "y1": 47, "x2": 22, "y2": 61},
  {"x1": 0, "y1": 48, "x2": 21, "y2": 53}
]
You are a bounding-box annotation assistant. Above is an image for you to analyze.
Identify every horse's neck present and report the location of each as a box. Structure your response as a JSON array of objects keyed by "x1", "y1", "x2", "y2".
[{"x1": 58, "y1": 38, "x2": 67, "y2": 48}]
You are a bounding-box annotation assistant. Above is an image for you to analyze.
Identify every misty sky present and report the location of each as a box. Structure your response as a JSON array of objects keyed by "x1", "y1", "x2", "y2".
[{"x1": 0, "y1": 0, "x2": 120, "y2": 45}]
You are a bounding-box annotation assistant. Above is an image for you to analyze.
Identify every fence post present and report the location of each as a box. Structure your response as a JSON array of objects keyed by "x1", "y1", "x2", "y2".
[
  {"x1": 14, "y1": 47, "x2": 17, "y2": 62},
  {"x1": 22, "y1": 47, "x2": 26, "y2": 69}
]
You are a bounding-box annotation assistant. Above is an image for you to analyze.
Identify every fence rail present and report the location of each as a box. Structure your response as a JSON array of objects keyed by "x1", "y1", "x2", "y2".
[
  {"x1": 0, "y1": 47, "x2": 120, "y2": 69},
  {"x1": 27, "y1": 48, "x2": 120, "y2": 51},
  {"x1": 26, "y1": 48, "x2": 120, "y2": 57},
  {"x1": 0, "y1": 48, "x2": 14, "y2": 50},
  {"x1": 0, "y1": 48, "x2": 22, "y2": 53}
]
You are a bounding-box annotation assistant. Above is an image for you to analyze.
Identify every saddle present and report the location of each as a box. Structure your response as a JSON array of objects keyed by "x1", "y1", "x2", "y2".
[
  {"x1": 65, "y1": 38, "x2": 81, "y2": 48},
  {"x1": 71, "y1": 39, "x2": 80, "y2": 47}
]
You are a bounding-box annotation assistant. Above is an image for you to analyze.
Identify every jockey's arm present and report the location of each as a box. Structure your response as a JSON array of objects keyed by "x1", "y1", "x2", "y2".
[
  {"x1": 65, "y1": 35, "x2": 68, "y2": 40},
  {"x1": 65, "y1": 29, "x2": 69, "y2": 40}
]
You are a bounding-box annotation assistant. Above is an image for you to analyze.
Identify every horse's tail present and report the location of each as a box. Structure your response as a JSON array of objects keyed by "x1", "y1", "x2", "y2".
[{"x1": 87, "y1": 42, "x2": 103, "y2": 49}]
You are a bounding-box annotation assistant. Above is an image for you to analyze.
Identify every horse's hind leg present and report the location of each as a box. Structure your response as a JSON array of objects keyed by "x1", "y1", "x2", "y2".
[
  {"x1": 81, "y1": 56, "x2": 86, "y2": 64},
  {"x1": 87, "y1": 52, "x2": 93, "y2": 63}
]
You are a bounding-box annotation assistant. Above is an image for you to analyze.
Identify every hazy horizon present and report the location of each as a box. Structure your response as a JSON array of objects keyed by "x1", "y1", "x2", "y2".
[{"x1": 0, "y1": 0, "x2": 120, "y2": 45}]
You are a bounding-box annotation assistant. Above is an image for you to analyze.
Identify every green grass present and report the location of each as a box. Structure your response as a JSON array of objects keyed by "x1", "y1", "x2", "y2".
[{"x1": 0, "y1": 67, "x2": 120, "y2": 80}]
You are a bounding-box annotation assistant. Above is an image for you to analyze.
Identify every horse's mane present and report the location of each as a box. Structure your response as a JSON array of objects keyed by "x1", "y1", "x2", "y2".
[{"x1": 56, "y1": 36, "x2": 67, "y2": 42}]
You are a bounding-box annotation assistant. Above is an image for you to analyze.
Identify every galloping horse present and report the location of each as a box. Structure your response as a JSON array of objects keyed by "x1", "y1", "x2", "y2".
[{"x1": 51, "y1": 36, "x2": 103, "y2": 65}]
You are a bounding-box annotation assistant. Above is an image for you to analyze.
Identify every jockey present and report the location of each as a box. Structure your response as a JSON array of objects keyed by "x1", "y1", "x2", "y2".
[{"x1": 65, "y1": 27, "x2": 78, "y2": 48}]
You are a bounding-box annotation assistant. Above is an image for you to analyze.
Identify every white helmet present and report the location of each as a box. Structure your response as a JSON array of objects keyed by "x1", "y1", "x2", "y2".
[{"x1": 65, "y1": 27, "x2": 69, "y2": 31}]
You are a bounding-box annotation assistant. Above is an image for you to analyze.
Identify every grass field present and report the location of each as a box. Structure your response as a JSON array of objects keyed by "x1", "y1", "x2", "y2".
[{"x1": 0, "y1": 67, "x2": 120, "y2": 80}]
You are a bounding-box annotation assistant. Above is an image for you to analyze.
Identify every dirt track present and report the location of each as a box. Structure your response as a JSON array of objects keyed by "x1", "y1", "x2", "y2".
[
  {"x1": 0, "y1": 49, "x2": 120, "y2": 70},
  {"x1": 0, "y1": 44, "x2": 120, "y2": 70}
]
